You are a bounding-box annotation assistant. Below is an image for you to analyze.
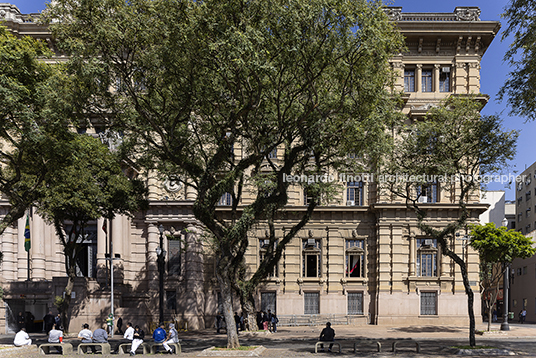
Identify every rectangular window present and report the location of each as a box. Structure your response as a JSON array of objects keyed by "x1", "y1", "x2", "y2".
[
  {"x1": 166, "y1": 290, "x2": 177, "y2": 311},
  {"x1": 416, "y1": 238, "x2": 438, "y2": 277},
  {"x1": 168, "y1": 239, "x2": 182, "y2": 276},
  {"x1": 304, "y1": 292, "x2": 319, "y2": 314},
  {"x1": 303, "y1": 239, "x2": 321, "y2": 278},
  {"x1": 420, "y1": 292, "x2": 437, "y2": 315},
  {"x1": 259, "y1": 239, "x2": 279, "y2": 277},
  {"x1": 417, "y1": 183, "x2": 438, "y2": 203},
  {"x1": 523, "y1": 266, "x2": 528, "y2": 275},
  {"x1": 348, "y1": 292, "x2": 364, "y2": 315},
  {"x1": 422, "y1": 69, "x2": 433, "y2": 92},
  {"x1": 346, "y1": 182, "x2": 363, "y2": 206},
  {"x1": 518, "y1": 213, "x2": 522, "y2": 222},
  {"x1": 267, "y1": 148, "x2": 277, "y2": 159},
  {"x1": 404, "y1": 69, "x2": 415, "y2": 92},
  {"x1": 218, "y1": 192, "x2": 232, "y2": 206},
  {"x1": 261, "y1": 292, "x2": 276, "y2": 313},
  {"x1": 304, "y1": 189, "x2": 313, "y2": 206},
  {"x1": 346, "y1": 240, "x2": 364, "y2": 278},
  {"x1": 439, "y1": 67, "x2": 451, "y2": 92}
]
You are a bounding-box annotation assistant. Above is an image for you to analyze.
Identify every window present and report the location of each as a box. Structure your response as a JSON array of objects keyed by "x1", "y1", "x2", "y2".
[
  {"x1": 267, "y1": 148, "x2": 277, "y2": 159},
  {"x1": 527, "y1": 208, "x2": 532, "y2": 218},
  {"x1": 348, "y1": 292, "x2": 364, "y2": 315},
  {"x1": 65, "y1": 224, "x2": 98, "y2": 278},
  {"x1": 422, "y1": 69, "x2": 433, "y2": 92},
  {"x1": 518, "y1": 268, "x2": 522, "y2": 276},
  {"x1": 303, "y1": 239, "x2": 321, "y2": 278},
  {"x1": 304, "y1": 292, "x2": 319, "y2": 314},
  {"x1": 527, "y1": 191, "x2": 532, "y2": 201},
  {"x1": 218, "y1": 192, "x2": 232, "y2": 206},
  {"x1": 304, "y1": 189, "x2": 313, "y2": 206},
  {"x1": 523, "y1": 266, "x2": 528, "y2": 275},
  {"x1": 420, "y1": 292, "x2": 437, "y2": 315},
  {"x1": 518, "y1": 196, "x2": 522, "y2": 205},
  {"x1": 404, "y1": 69, "x2": 415, "y2": 92},
  {"x1": 439, "y1": 67, "x2": 451, "y2": 92},
  {"x1": 168, "y1": 239, "x2": 182, "y2": 276},
  {"x1": 345, "y1": 240, "x2": 364, "y2": 278},
  {"x1": 166, "y1": 290, "x2": 177, "y2": 311},
  {"x1": 259, "y1": 239, "x2": 278, "y2": 277},
  {"x1": 346, "y1": 182, "x2": 363, "y2": 206},
  {"x1": 416, "y1": 238, "x2": 438, "y2": 277},
  {"x1": 518, "y1": 213, "x2": 522, "y2": 222},
  {"x1": 417, "y1": 183, "x2": 438, "y2": 203},
  {"x1": 261, "y1": 292, "x2": 276, "y2": 313}
]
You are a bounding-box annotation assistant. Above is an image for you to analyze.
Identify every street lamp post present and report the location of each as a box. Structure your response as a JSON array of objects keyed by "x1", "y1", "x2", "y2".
[
  {"x1": 501, "y1": 217, "x2": 510, "y2": 331},
  {"x1": 157, "y1": 224, "x2": 166, "y2": 324}
]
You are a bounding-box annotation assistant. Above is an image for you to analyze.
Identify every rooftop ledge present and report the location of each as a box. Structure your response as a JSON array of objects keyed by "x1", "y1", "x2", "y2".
[{"x1": 385, "y1": 7, "x2": 482, "y2": 22}]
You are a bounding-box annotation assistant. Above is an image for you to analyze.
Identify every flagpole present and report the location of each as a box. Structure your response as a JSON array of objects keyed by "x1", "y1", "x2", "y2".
[{"x1": 24, "y1": 214, "x2": 31, "y2": 281}]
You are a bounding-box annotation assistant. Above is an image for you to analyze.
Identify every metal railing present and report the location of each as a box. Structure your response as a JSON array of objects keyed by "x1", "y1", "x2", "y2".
[{"x1": 276, "y1": 314, "x2": 367, "y2": 327}]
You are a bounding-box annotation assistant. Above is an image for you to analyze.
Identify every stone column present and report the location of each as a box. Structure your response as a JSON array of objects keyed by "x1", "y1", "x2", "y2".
[
  {"x1": 147, "y1": 223, "x2": 159, "y2": 291},
  {"x1": 17, "y1": 217, "x2": 27, "y2": 280},
  {"x1": 31, "y1": 214, "x2": 46, "y2": 280},
  {"x1": 2, "y1": 224, "x2": 17, "y2": 281},
  {"x1": 96, "y1": 217, "x2": 107, "y2": 284},
  {"x1": 433, "y1": 65, "x2": 440, "y2": 93},
  {"x1": 416, "y1": 64, "x2": 422, "y2": 93},
  {"x1": 408, "y1": 232, "x2": 415, "y2": 277}
]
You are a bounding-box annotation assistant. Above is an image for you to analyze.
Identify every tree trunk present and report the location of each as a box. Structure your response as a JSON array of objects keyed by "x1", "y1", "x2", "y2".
[
  {"x1": 218, "y1": 270, "x2": 240, "y2": 348},
  {"x1": 242, "y1": 295, "x2": 257, "y2": 331},
  {"x1": 62, "y1": 266, "x2": 76, "y2": 333}
]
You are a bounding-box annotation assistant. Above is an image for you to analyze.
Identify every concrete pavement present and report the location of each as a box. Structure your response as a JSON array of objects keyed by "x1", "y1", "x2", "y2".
[{"x1": 1, "y1": 322, "x2": 535, "y2": 357}]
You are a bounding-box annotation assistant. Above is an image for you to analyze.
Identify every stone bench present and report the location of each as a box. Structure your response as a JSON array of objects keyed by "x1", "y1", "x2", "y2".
[
  {"x1": 118, "y1": 342, "x2": 150, "y2": 355},
  {"x1": 353, "y1": 338, "x2": 419, "y2": 353},
  {"x1": 392, "y1": 339, "x2": 420, "y2": 353},
  {"x1": 353, "y1": 338, "x2": 381, "y2": 353},
  {"x1": 314, "y1": 341, "x2": 341, "y2": 353},
  {"x1": 77, "y1": 342, "x2": 111, "y2": 355},
  {"x1": 147, "y1": 341, "x2": 181, "y2": 354},
  {"x1": 38, "y1": 343, "x2": 73, "y2": 355}
]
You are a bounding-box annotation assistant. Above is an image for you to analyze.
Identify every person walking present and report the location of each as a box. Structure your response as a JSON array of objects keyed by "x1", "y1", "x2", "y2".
[
  {"x1": 106, "y1": 313, "x2": 114, "y2": 335},
  {"x1": 117, "y1": 316, "x2": 124, "y2": 335},
  {"x1": 318, "y1": 322, "x2": 335, "y2": 352},
  {"x1": 163, "y1": 323, "x2": 179, "y2": 354},
  {"x1": 130, "y1": 325, "x2": 145, "y2": 356},
  {"x1": 271, "y1": 313, "x2": 279, "y2": 333},
  {"x1": 234, "y1": 312, "x2": 241, "y2": 333},
  {"x1": 14, "y1": 327, "x2": 31, "y2": 346},
  {"x1": 54, "y1": 314, "x2": 62, "y2": 330}
]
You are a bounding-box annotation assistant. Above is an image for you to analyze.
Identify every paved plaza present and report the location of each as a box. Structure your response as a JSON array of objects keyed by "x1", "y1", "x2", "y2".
[{"x1": 1, "y1": 322, "x2": 536, "y2": 357}]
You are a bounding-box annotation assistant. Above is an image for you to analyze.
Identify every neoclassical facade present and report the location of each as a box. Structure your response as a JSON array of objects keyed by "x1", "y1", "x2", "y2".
[{"x1": 0, "y1": 4, "x2": 499, "y2": 332}]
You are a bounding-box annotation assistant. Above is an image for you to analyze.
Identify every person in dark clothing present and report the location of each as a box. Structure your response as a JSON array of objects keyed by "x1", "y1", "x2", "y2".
[
  {"x1": 130, "y1": 325, "x2": 145, "y2": 356},
  {"x1": 25, "y1": 312, "x2": 34, "y2": 332},
  {"x1": 17, "y1": 312, "x2": 25, "y2": 331},
  {"x1": 117, "y1": 316, "x2": 123, "y2": 335},
  {"x1": 54, "y1": 314, "x2": 62, "y2": 330},
  {"x1": 318, "y1": 322, "x2": 335, "y2": 352},
  {"x1": 256, "y1": 311, "x2": 263, "y2": 330},
  {"x1": 43, "y1": 311, "x2": 55, "y2": 334},
  {"x1": 234, "y1": 312, "x2": 240, "y2": 333}
]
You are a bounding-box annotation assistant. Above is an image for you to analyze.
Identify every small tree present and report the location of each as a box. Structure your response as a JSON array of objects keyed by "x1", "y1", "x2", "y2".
[
  {"x1": 34, "y1": 134, "x2": 147, "y2": 332},
  {"x1": 387, "y1": 96, "x2": 518, "y2": 346},
  {"x1": 469, "y1": 223, "x2": 535, "y2": 331}
]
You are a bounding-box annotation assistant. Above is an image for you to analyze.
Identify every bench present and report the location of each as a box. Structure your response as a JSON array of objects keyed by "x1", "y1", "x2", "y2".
[
  {"x1": 39, "y1": 343, "x2": 73, "y2": 355},
  {"x1": 118, "y1": 342, "x2": 150, "y2": 355},
  {"x1": 148, "y1": 341, "x2": 181, "y2": 354},
  {"x1": 314, "y1": 341, "x2": 341, "y2": 353},
  {"x1": 77, "y1": 342, "x2": 111, "y2": 355},
  {"x1": 353, "y1": 339, "x2": 381, "y2": 353},
  {"x1": 392, "y1": 340, "x2": 420, "y2": 353}
]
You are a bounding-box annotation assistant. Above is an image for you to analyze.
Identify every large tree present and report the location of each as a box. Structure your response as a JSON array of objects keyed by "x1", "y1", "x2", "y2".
[
  {"x1": 34, "y1": 133, "x2": 147, "y2": 332},
  {"x1": 469, "y1": 223, "x2": 535, "y2": 331},
  {"x1": 500, "y1": 0, "x2": 536, "y2": 121},
  {"x1": 387, "y1": 96, "x2": 518, "y2": 346},
  {"x1": 46, "y1": 0, "x2": 403, "y2": 347}
]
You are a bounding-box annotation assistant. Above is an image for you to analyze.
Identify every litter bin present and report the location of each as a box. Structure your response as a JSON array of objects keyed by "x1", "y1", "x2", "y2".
[{"x1": 508, "y1": 312, "x2": 514, "y2": 320}]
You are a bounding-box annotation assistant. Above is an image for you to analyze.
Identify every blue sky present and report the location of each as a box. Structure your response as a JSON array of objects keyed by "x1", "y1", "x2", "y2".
[{"x1": 13, "y1": 0, "x2": 536, "y2": 200}]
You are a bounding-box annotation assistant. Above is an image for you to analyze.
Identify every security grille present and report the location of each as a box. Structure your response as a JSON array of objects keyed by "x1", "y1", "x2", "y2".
[
  {"x1": 347, "y1": 292, "x2": 363, "y2": 315},
  {"x1": 261, "y1": 292, "x2": 276, "y2": 313},
  {"x1": 304, "y1": 292, "x2": 319, "y2": 314},
  {"x1": 420, "y1": 292, "x2": 437, "y2": 315}
]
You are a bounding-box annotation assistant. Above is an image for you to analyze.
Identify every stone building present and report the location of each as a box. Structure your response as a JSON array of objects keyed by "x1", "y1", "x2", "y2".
[{"x1": 0, "y1": 4, "x2": 500, "y2": 332}]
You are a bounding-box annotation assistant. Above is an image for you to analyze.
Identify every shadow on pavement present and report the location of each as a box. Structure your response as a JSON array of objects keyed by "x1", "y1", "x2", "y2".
[{"x1": 392, "y1": 325, "x2": 463, "y2": 333}]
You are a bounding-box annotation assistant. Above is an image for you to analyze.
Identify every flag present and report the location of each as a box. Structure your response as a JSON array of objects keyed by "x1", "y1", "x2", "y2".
[
  {"x1": 102, "y1": 220, "x2": 107, "y2": 234},
  {"x1": 24, "y1": 215, "x2": 31, "y2": 252}
]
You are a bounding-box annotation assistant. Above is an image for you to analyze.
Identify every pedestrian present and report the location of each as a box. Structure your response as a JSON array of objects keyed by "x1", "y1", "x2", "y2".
[
  {"x1": 492, "y1": 309, "x2": 497, "y2": 322},
  {"x1": 262, "y1": 311, "x2": 269, "y2": 330},
  {"x1": 256, "y1": 311, "x2": 263, "y2": 330},
  {"x1": 318, "y1": 322, "x2": 335, "y2": 352},
  {"x1": 13, "y1": 327, "x2": 31, "y2": 346},
  {"x1": 216, "y1": 312, "x2": 223, "y2": 334},
  {"x1": 106, "y1": 313, "x2": 114, "y2": 335},
  {"x1": 43, "y1": 311, "x2": 55, "y2": 334},
  {"x1": 163, "y1": 323, "x2": 179, "y2": 354},
  {"x1": 267, "y1": 310, "x2": 273, "y2": 332},
  {"x1": 521, "y1": 309, "x2": 527, "y2": 323},
  {"x1": 26, "y1": 312, "x2": 34, "y2": 332},
  {"x1": 153, "y1": 323, "x2": 167, "y2": 343},
  {"x1": 17, "y1": 312, "x2": 25, "y2": 331},
  {"x1": 117, "y1": 316, "x2": 124, "y2": 335},
  {"x1": 234, "y1": 312, "x2": 241, "y2": 333},
  {"x1": 130, "y1": 325, "x2": 145, "y2": 356},
  {"x1": 55, "y1": 314, "x2": 62, "y2": 330},
  {"x1": 240, "y1": 312, "x2": 245, "y2": 331},
  {"x1": 78, "y1": 323, "x2": 95, "y2": 353},
  {"x1": 271, "y1": 313, "x2": 279, "y2": 333}
]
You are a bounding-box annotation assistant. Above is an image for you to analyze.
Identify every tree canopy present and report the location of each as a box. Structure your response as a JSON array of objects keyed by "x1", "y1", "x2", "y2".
[
  {"x1": 46, "y1": 0, "x2": 404, "y2": 347},
  {"x1": 500, "y1": 0, "x2": 536, "y2": 121}
]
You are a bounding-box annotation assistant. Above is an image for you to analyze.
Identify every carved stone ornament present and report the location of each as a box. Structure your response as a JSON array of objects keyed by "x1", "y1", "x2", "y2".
[
  {"x1": 0, "y1": 10, "x2": 6, "y2": 18},
  {"x1": 164, "y1": 176, "x2": 183, "y2": 193},
  {"x1": 455, "y1": 7, "x2": 481, "y2": 21},
  {"x1": 385, "y1": 7, "x2": 402, "y2": 21}
]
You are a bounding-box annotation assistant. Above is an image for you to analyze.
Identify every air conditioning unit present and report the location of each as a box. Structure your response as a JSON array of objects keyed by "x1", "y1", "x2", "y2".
[
  {"x1": 424, "y1": 239, "x2": 433, "y2": 246},
  {"x1": 307, "y1": 238, "x2": 316, "y2": 247},
  {"x1": 441, "y1": 67, "x2": 450, "y2": 73},
  {"x1": 346, "y1": 200, "x2": 355, "y2": 206},
  {"x1": 263, "y1": 239, "x2": 270, "y2": 247},
  {"x1": 418, "y1": 196, "x2": 428, "y2": 203}
]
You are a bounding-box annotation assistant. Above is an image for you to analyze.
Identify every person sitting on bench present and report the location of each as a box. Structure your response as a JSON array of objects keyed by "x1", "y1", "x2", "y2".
[{"x1": 318, "y1": 322, "x2": 335, "y2": 352}]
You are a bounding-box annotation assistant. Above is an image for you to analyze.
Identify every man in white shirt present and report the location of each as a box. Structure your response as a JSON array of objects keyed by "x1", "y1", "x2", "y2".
[
  {"x1": 48, "y1": 324, "x2": 63, "y2": 343},
  {"x1": 78, "y1": 323, "x2": 95, "y2": 353},
  {"x1": 113, "y1": 322, "x2": 134, "y2": 354},
  {"x1": 13, "y1": 328, "x2": 31, "y2": 346}
]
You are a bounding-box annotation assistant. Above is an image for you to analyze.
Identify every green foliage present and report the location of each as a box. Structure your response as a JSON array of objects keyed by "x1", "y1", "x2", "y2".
[
  {"x1": 500, "y1": 0, "x2": 536, "y2": 121},
  {"x1": 470, "y1": 223, "x2": 536, "y2": 263},
  {"x1": 53, "y1": 295, "x2": 66, "y2": 312}
]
